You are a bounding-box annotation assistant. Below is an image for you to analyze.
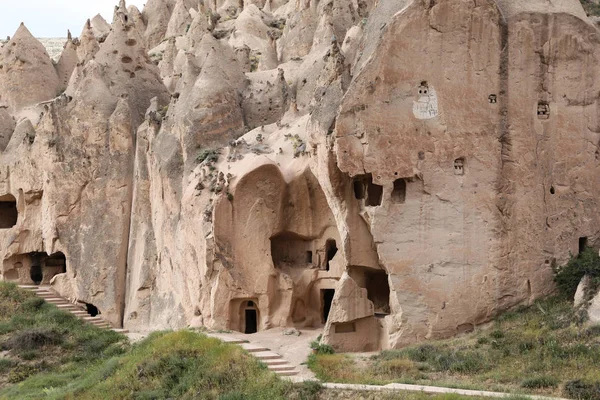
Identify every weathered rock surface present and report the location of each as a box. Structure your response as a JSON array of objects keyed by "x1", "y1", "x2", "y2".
[
  {"x1": 575, "y1": 275, "x2": 600, "y2": 324},
  {"x1": 1, "y1": 0, "x2": 599, "y2": 352}
]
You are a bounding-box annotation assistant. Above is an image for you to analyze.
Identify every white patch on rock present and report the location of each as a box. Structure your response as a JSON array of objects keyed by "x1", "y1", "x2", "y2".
[{"x1": 413, "y1": 84, "x2": 439, "y2": 120}]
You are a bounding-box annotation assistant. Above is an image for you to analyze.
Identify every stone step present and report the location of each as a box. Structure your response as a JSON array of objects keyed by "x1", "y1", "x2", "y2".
[
  {"x1": 45, "y1": 299, "x2": 70, "y2": 304},
  {"x1": 55, "y1": 305, "x2": 79, "y2": 311},
  {"x1": 274, "y1": 370, "x2": 299, "y2": 376},
  {"x1": 84, "y1": 318, "x2": 105, "y2": 323},
  {"x1": 262, "y1": 359, "x2": 289, "y2": 366},
  {"x1": 70, "y1": 311, "x2": 88, "y2": 315},
  {"x1": 253, "y1": 351, "x2": 283, "y2": 360},
  {"x1": 112, "y1": 329, "x2": 129, "y2": 334},
  {"x1": 215, "y1": 337, "x2": 248, "y2": 345},
  {"x1": 268, "y1": 364, "x2": 296, "y2": 372},
  {"x1": 18, "y1": 285, "x2": 39, "y2": 289},
  {"x1": 241, "y1": 343, "x2": 269, "y2": 353}
]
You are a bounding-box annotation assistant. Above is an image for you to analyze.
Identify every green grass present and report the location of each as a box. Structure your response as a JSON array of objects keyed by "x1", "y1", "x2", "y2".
[
  {"x1": 0, "y1": 282, "x2": 324, "y2": 399},
  {"x1": 308, "y1": 296, "x2": 600, "y2": 398}
]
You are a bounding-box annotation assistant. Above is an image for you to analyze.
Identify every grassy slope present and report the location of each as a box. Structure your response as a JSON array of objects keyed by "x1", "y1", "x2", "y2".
[
  {"x1": 309, "y1": 296, "x2": 600, "y2": 398},
  {"x1": 0, "y1": 283, "x2": 507, "y2": 400}
]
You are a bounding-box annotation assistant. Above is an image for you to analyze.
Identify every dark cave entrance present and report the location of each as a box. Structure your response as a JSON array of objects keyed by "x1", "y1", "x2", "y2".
[
  {"x1": 391, "y1": 179, "x2": 406, "y2": 204},
  {"x1": 365, "y1": 270, "x2": 391, "y2": 316},
  {"x1": 321, "y1": 289, "x2": 335, "y2": 324},
  {"x1": 242, "y1": 300, "x2": 260, "y2": 334},
  {"x1": 245, "y1": 309, "x2": 258, "y2": 334},
  {"x1": 26, "y1": 252, "x2": 67, "y2": 285},
  {"x1": 579, "y1": 237, "x2": 588, "y2": 255},
  {"x1": 86, "y1": 303, "x2": 100, "y2": 317},
  {"x1": 29, "y1": 264, "x2": 43, "y2": 285},
  {"x1": 0, "y1": 194, "x2": 18, "y2": 229},
  {"x1": 353, "y1": 174, "x2": 383, "y2": 206},
  {"x1": 325, "y1": 239, "x2": 338, "y2": 271}
]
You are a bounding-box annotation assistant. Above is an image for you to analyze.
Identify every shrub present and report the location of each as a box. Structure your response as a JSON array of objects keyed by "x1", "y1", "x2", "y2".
[
  {"x1": 21, "y1": 350, "x2": 39, "y2": 361},
  {"x1": 521, "y1": 375, "x2": 558, "y2": 389},
  {"x1": 0, "y1": 358, "x2": 14, "y2": 373},
  {"x1": 401, "y1": 344, "x2": 438, "y2": 362},
  {"x1": 196, "y1": 148, "x2": 220, "y2": 164},
  {"x1": 489, "y1": 329, "x2": 505, "y2": 339},
  {"x1": 8, "y1": 364, "x2": 42, "y2": 383},
  {"x1": 5, "y1": 327, "x2": 63, "y2": 351},
  {"x1": 375, "y1": 358, "x2": 415, "y2": 376},
  {"x1": 554, "y1": 247, "x2": 600, "y2": 300},
  {"x1": 311, "y1": 343, "x2": 334, "y2": 355},
  {"x1": 564, "y1": 380, "x2": 600, "y2": 400},
  {"x1": 432, "y1": 350, "x2": 490, "y2": 374},
  {"x1": 309, "y1": 336, "x2": 334, "y2": 355},
  {"x1": 21, "y1": 297, "x2": 45, "y2": 312},
  {"x1": 289, "y1": 380, "x2": 322, "y2": 400}
]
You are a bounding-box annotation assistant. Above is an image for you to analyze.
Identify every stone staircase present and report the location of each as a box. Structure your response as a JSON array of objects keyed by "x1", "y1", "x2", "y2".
[
  {"x1": 207, "y1": 334, "x2": 299, "y2": 377},
  {"x1": 18, "y1": 285, "x2": 128, "y2": 334}
]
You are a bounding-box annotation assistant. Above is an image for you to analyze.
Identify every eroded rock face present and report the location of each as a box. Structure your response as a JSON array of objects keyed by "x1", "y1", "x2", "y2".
[{"x1": 1, "y1": 0, "x2": 599, "y2": 351}]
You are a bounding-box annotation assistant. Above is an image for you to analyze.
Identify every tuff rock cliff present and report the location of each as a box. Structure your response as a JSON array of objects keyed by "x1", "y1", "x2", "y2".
[{"x1": 0, "y1": 0, "x2": 599, "y2": 351}]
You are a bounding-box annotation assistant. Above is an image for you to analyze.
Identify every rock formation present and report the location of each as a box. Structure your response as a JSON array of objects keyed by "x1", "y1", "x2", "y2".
[{"x1": 1, "y1": 0, "x2": 599, "y2": 351}]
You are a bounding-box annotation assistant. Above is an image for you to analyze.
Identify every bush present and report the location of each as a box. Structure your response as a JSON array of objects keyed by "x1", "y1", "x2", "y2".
[
  {"x1": 21, "y1": 297, "x2": 45, "y2": 312},
  {"x1": 432, "y1": 350, "x2": 490, "y2": 374},
  {"x1": 564, "y1": 380, "x2": 600, "y2": 400},
  {"x1": 554, "y1": 247, "x2": 600, "y2": 300},
  {"x1": 5, "y1": 327, "x2": 63, "y2": 351},
  {"x1": 196, "y1": 148, "x2": 220, "y2": 164},
  {"x1": 401, "y1": 344, "x2": 438, "y2": 362},
  {"x1": 0, "y1": 358, "x2": 14, "y2": 373},
  {"x1": 8, "y1": 364, "x2": 43, "y2": 383},
  {"x1": 375, "y1": 358, "x2": 415, "y2": 376},
  {"x1": 289, "y1": 380, "x2": 322, "y2": 400},
  {"x1": 521, "y1": 375, "x2": 558, "y2": 389},
  {"x1": 309, "y1": 336, "x2": 334, "y2": 355}
]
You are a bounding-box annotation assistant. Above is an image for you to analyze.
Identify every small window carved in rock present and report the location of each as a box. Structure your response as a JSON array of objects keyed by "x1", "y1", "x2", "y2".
[
  {"x1": 306, "y1": 251, "x2": 313, "y2": 264},
  {"x1": 488, "y1": 94, "x2": 497, "y2": 104},
  {"x1": 353, "y1": 174, "x2": 383, "y2": 206},
  {"x1": 391, "y1": 179, "x2": 406, "y2": 204},
  {"x1": 537, "y1": 102, "x2": 550, "y2": 119},
  {"x1": 353, "y1": 180, "x2": 365, "y2": 200},
  {"x1": 454, "y1": 158, "x2": 465, "y2": 175}
]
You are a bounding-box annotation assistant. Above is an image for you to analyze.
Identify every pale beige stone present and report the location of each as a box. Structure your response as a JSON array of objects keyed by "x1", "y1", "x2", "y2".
[{"x1": 1, "y1": 0, "x2": 599, "y2": 350}]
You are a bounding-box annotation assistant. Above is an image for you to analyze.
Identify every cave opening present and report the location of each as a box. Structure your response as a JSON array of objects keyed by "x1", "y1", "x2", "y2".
[
  {"x1": 245, "y1": 309, "x2": 258, "y2": 334},
  {"x1": 579, "y1": 237, "x2": 588, "y2": 255},
  {"x1": 353, "y1": 180, "x2": 365, "y2": 199},
  {"x1": 30, "y1": 264, "x2": 43, "y2": 285},
  {"x1": 0, "y1": 194, "x2": 18, "y2": 229},
  {"x1": 86, "y1": 303, "x2": 100, "y2": 317},
  {"x1": 353, "y1": 174, "x2": 383, "y2": 206},
  {"x1": 365, "y1": 270, "x2": 391, "y2": 316},
  {"x1": 270, "y1": 232, "x2": 313, "y2": 268},
  {"x1": 391, "y1": 179, "x2": 406, "y2": 203},
  {"x1": 241, "y1": 300, "x2": 259, "y2": 334},
  {"x1": 322, "y1": 289, "x2": 335, "y2": 324},
  {"x1": 306, "y1": 251, "x2": 313, "y2": 264},
  {"x1": 325, "y1": 239, "x2": 338, "y2": 271}
]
